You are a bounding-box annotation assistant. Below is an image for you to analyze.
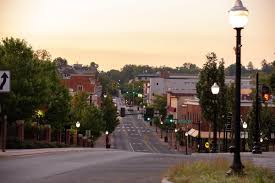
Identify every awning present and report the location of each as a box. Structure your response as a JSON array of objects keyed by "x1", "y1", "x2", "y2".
[
  {"x1": 187, "y1": 130, "x2": 232, "y2": 139},
  {"x1": 187, "y1": 128, "x2": 198, "y2": 137}
]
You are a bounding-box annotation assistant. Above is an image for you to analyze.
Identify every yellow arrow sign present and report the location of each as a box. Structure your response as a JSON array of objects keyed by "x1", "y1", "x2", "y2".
[{"x1": 205, "y1": 142, "x2": 210, "y2": 149}]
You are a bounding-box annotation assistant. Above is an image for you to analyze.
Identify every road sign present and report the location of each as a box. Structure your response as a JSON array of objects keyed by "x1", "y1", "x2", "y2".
[
  {"x1": 177, "y1": 119, "x2": 192, "y2": 124},
  {"x1": 0, "y1": 71, "x2": 10, "y2": 92},
  {"x1": 205, "y1": 142, "x2": 210, "y2": 149}
]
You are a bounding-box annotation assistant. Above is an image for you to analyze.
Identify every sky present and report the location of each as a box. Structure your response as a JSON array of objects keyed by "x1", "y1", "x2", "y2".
[{"x1": 0, "y1": 0, "x2": 274, "y2": 71}]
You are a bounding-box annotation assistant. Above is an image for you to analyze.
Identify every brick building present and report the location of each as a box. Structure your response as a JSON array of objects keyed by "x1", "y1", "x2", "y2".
[{"x1": 58, "y1": 63, "x2": 102, "y2": 107}]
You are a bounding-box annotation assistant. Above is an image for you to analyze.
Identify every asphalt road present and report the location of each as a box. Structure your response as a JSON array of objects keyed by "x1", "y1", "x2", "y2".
[
  {"x1": 1, "y1": 149, "x2": 274, "y2": 183},
  {"x1": 0, "y1": 149, "x2": 191, "y2": 183},
  {"x1": 112, "y1": 108, "x2": 175, "y2": 154}
]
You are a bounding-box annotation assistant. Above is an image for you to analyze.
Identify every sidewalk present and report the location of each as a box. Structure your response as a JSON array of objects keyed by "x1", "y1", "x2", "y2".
[
  {"x1": 0, "y1": 148, "x2": 106, "y2": 158},
  {"x1": 94, "y1": 134, "x2": 106, "y2": 148}
]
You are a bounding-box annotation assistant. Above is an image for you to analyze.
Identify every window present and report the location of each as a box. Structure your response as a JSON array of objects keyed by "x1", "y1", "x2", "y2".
[
  {"x1": 77, "y1": 85, "x2": 83, "y2": 91},
  {"x1": 156, "y1": 82, "x2": 159, "y2": 85}
]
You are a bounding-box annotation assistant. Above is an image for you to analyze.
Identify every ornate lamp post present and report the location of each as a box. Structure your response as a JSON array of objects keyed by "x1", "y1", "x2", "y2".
[
  {"x1": 211, "y1": 82, "x2": 219, "y2": 153},
  {"x1": 76, "y1": 121, "x2": 80, "y2": 145},
  {"x1": 160, "y1": 121, "x2": 163, "y2": 138},
  {"x1": 227, "y1": 0, "x2": 248, "y2": 175},
  {"x1": 242, "y1": 121, "x2": 247, "y2": 152},
  {"x1": 36, "y1": 110, "x2": 44, "y2": 141},
  {"x1": 252, "y1": 72, "x2": 262, "y2": 154},
  {"x1": 105, "y1": 130, "x2": 110, "y2": 148},
  {"x1": 185, "y1": 132, "x2": 188, "y2": 155},
  {"x1": 174, "y1": 128, "x2": 178, "y2": 149}
]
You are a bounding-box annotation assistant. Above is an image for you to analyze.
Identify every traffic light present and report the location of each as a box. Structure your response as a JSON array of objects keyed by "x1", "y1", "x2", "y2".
[
  {"x1": 167, "y1": 114, "x2": 174, "y2": 123},
  {"x1": 262, "y1": 85, "x2": 271, "y2": 103},
  {"x1": 144, "y1": 107, "x2": 154, "y2": 121}
]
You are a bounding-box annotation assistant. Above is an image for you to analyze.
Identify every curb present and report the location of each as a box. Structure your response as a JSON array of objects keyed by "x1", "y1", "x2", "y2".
[
  {"x1": 161, "y1": 177, "x2": 173, "y2": 183},
  {"x1": 0, "y1": 148, "x2": 109, "y2": 158}
]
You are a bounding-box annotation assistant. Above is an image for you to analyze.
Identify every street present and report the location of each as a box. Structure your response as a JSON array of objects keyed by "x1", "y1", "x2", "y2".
[
  {"x1": 0, "y1": 101, "x2": 274, "y2": 183},
  {"x1": 1, "y1": 149, "x2": 275, "y2": 183},
  {"x1": 0, "y1": 149, "x2": 188, "y2": 183},
  {"x1": 112, "y1": 109, "x2": 175, "y2": 154}
]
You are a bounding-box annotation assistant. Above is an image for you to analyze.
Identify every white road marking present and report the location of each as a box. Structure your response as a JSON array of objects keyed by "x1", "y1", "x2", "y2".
[{"x1": 129, "y1": 143, "x2": 134, "y2": 152}]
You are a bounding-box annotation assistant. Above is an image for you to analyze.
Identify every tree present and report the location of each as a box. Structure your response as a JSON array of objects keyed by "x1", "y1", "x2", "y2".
[
  {"x1": 0, "y1": 38, "x2": 55, "y2": 122},
  {"x1": 217, "y1": 58, "x2": 227, "y2": 130},
  {"x1": 34, "y1": 49, "x2": 52, "y2": 61},
  {"x1": 225, "y1": 63, "x2": 248, "y2": 76},
  {"x1": 101, "y1": 95, "x2": 119, "y2": 133},
  {"x1": 53, "y1": 57, "x2": 68, "y2": 68},
  {"x1": 261, "y1": 59, "x2": 273, "y2": 73},
  {"x1": 122, "y1": 81, "x2": 144, "y2": 105},
  {"x1": 71, "y1": 91, "x2": 104, "y2": 139},
  {"x1": 269, "y1": 62, "x2": 275, "y2": 96},
  {"x1": 152, "y1": 94, "x2": 167, "y2": 121},
  {"x1": 81, "y1": 104, "x2": 104, "y2": 139},
  {"x1": 197, "y1": 53, "x2": 224, "y2": 122},
  {"x1": 44, "y1": 84, "x2": 71, "y2": 130},
  {"x1": 196, "y1": 52, "x2": 227, "y2": 151},
  {"x1": 90, "y1": 61, "x2": 99, "y2": 69}
]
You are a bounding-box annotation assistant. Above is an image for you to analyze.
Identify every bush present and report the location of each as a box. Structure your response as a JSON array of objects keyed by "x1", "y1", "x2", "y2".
[
  {"x1": 6, "y1": 138, "x2": 69, "y2": 149},
  {"x1": 6, "y1": 137, "x2": 23, "y2": 149}
]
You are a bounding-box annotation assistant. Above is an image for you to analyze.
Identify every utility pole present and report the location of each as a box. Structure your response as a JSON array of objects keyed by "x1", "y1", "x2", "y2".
[{"x1": 1, "y1": 105, "x2": 7, "y2": 152}]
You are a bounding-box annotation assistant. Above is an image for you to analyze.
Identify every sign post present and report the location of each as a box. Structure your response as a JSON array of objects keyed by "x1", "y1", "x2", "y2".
[
  {"x1": 0, "y1": 71, "x2": 10, "y2": 93},
  {"x1": 0, "y1": 70, "x2": 10, "y2": 152}
]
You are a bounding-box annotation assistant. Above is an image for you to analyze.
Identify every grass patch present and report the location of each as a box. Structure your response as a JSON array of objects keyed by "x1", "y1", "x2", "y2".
[{"x1": 166, "y1": 158, "x2": 275, "y2": 183}]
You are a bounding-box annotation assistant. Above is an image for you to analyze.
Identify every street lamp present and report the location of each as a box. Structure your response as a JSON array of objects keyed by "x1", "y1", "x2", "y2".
[
  {"x1": 227, "y1": 0, "x2": 248, "y2": 175},
  {"x1": 105, "y1": 130, "x2": 110, "y2": 148},
  {"x1": 76, "y1": 121, "x2": 80, "y2": 128},
  {"x1": 252, "y1": 72, "x2": 262, "y2": 154},
  {"x1": 160, "y1": 121, "x2": 163, "y2": 138},
  {"x1": 185, "y1": 132, "x2": 188, "y2": 155},
  {"x1": 242, "y1": 121, "x2": 247, "y2": 152},
  {"x1": 174, "y1": 129, "x2": 178, "y2": 149},
  {"x1": 211, "y1": 82, "x2": 219, "y2": 153},
  {"x1": 36, "y1": 110, "x2": 44, "y2": 141},
  {"x1": 76, "y1": 121, "x2": 80, "y2": 145}
]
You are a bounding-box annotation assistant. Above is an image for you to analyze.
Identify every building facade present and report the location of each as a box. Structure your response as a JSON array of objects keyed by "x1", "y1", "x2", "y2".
[{"x1": 58, "y1": 64, "x2": 102, "y2": 107}]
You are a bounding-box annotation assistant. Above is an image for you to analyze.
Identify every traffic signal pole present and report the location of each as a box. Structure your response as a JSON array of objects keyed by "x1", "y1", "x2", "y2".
[{"x1": 252, "y1": 72, "x2": 262, "y2": 154}]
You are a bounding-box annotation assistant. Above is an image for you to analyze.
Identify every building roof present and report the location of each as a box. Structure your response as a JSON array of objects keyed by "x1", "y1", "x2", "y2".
[
  {"x1": 168, "y1": 89, "x2": 197, "y2": 95},
  {"x1": 58, "y1": 64, "x2": 98, "y2": 76}
]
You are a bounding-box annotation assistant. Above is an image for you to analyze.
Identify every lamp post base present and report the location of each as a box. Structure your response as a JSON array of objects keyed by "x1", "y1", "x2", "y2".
[
  {"x1": 210, "y1": 143, "x2": 217, "y2": 153},
  {"x1": 164, "y1": 136, "x2": 168, "y2": 142},
  {"x1": 226, "y1": 167, "x2": 245, "y2": 176},
  {"x1": 252, "y1": 142, "x2": 262, "y2": 154},
  {"x1": 106, "y1": 144, "x2": 111, "y2": 148}
]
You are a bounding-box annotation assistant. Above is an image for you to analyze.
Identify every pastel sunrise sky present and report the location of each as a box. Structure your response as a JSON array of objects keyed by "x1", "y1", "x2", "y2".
[{"x1": 0, "y1": 0, "x2": 274, "y2": 71}]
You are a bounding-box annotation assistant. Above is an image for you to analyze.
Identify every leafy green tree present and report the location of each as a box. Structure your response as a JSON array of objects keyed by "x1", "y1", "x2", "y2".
[
  {"x1": 81, "y1": 104, "x2": 104, "y2": 139},
  {"x1": 0, "y1": 38, "x2": 53, "y2": 122},
  {"x1": 196, "y1": 52, "x2": 227, "y2": 141},
  {"x1": 225, "y1": 63, "x2": 248, "y2": 76},
  {"x1": 53, "y1": 57, "x2": 68, "y2": 68},
  {"x1": 261, "y1": 59, "x2": 273, "y2": 73},
  {"x1": 71, "y1": 91, "x2": 104, "y2": 138},
  {"x1": 152, "y1": 94, "x2": 167, "y2": 121},
  {"x1": 122, "y1": 81, "x2": 144, "y2": 105},
  {"x1": 44, "y1": 84, "x2": 71, "y2": 130},
  {"x1": 217, "y1": 59, "x2": 227, "y2": 130},
  {"x1": 101, "y1": 95, "x2": 119, "y2": 133},
  {"x1": 71, "y1": 92, "x2": 90, "y2": 121}
]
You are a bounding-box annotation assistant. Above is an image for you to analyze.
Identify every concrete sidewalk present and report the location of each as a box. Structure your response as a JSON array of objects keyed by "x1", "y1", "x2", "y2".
[{"x1": 0, "y1": 148, "x2": 108, "y2": 158}]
